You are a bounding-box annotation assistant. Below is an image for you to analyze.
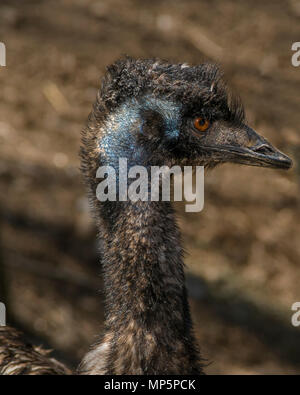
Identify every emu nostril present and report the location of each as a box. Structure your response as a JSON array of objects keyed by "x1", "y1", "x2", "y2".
[{"x1": 252, "y1": 144, "x2": 275, "y2": 155}]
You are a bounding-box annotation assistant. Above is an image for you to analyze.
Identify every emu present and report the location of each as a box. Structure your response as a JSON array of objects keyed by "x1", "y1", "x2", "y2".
[{"x1": 0, "y1": 58, "x2": 292, "y2": 375}]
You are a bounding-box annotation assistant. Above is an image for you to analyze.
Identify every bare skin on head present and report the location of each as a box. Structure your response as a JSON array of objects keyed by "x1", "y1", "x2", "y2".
[{"x1": 0, "y1": 57, "x2": 292, "y2": 375}]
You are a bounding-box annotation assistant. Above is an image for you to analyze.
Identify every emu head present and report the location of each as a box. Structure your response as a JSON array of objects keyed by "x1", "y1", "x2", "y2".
[{"x1": 82, "y1": 57, "x2": 292, "y2": 186}]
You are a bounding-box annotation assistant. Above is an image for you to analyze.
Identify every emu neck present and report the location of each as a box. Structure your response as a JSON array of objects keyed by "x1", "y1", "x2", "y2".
[
  {"x1": 80, "y1": 99, "x2": 202, "y2": 374},
  {"x1": 82, "y1": 200, "x2": 202, "y2": 374}
]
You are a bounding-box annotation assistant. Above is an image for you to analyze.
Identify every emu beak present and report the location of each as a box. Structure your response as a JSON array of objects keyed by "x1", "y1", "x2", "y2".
[
  {"x1": 205, "y1": 125, "x2": 293, "y2": 170},
  {"x1": 229, "y1": 126, "x2": 292, "y2": 169}
]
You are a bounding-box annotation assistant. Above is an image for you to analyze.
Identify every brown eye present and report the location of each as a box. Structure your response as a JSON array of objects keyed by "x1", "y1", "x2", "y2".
[{"x1": 194, "y1": 117, "x2": 210, "y2": 132}]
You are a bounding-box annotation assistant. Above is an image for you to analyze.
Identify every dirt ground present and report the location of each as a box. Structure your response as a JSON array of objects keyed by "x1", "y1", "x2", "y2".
[{"x1": 0, "y1": 0, "x2": 300, "y2": 374}]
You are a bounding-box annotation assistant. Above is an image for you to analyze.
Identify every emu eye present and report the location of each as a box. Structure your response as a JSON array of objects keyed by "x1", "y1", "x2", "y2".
[{"x1": 194, "y1": 117, "x2": 210, "y2": 132}]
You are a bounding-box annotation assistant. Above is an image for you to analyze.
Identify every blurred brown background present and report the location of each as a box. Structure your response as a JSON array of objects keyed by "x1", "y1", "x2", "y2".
[{"x1": 0, "y1": 0, "x2": 299, "y2": 374}]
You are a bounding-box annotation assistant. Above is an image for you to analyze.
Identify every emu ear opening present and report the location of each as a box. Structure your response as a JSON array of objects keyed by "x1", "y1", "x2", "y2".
[
  {"x1": 139, "y1": 108, "x2": 180, "y2": 142},
  {"x1": 140, "y1": 109, "x2": 164, "y2": 138}
]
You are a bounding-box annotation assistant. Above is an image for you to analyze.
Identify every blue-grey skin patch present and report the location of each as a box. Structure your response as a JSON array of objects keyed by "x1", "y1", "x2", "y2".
[
  {"x1": 98, "y1": 96, "x2": 181, "y2": 197},
  {"x1": 99, "y1": 95, "x2": 181, "y2": 167},
  {"x1": 140, "y1": 96, "x2": 181, "y2": 140}
]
